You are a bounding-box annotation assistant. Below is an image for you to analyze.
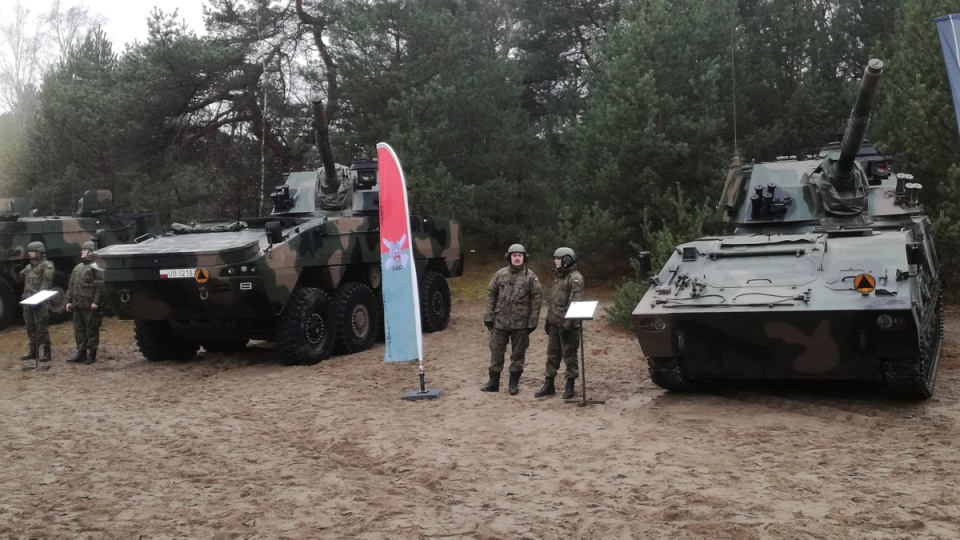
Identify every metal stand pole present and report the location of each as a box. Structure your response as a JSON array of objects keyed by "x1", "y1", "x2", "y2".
[
  {"x1": 401, "y1": 364, "x2": 443, "y2": 401},
  {"x1": 566, "y1": 324, "x2": 605, "y2": 406}
]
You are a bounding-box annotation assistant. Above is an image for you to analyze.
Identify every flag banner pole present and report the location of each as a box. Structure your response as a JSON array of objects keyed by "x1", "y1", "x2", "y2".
[
  {"x1": 377, "y1": 142, "x2": 442, "y2": 400},
  {"x1": 936, "y1": 14, "x2": 960, "y2": 144}
]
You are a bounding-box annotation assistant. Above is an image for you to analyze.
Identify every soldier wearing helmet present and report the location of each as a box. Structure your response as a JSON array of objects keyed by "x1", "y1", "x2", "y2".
[
  {"x1": 19, "y1": 240, "x2": 55, "y2": 370},
  {"x1": 481, "y1": 243, "x2": 542, "y2": 395},
  {"x1": 65, "y1": 240, "x2": 103, "y2": 365},
  {"x1": 535, "y1": 247, "x2": 585, "y2": 399}
]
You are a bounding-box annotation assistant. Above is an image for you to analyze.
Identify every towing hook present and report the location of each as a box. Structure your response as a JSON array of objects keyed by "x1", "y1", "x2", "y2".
[
  {"x1": 119, "y1": 289, "x2": 130, "y2": 304},
  {"x1": 199, "y1": 286, "x2": 209, "y2": 301}
]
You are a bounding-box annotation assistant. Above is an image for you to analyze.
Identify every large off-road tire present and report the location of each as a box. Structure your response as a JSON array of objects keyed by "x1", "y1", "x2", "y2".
[
  {"x1": 0, "y1": 278, "x2": 17, "y2": 330},
  {"x1": 647, "y1": 357, "x2": 696, "y2": 392},
  {"x1": 134, "y1": 320, "x2": 200, "y2": 361},
  {"x1": 46, "y1": 270, "x2": 71, "y2": 324},
  {"x1": 276, "y1": 287, "x2": 336, "y2": 366},
  {"x1": 333, "y1": 282, "x2": 379, "y2": 355},
  {"x1": 419, "y1": 270, "x2": 450, "y2": 333},
  {"x1": 202, "y1": 339, "x2": 250, "y2": 353}
]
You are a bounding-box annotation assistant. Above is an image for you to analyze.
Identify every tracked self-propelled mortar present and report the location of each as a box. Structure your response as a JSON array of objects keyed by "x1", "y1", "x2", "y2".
[{"x1": 632, "y1": 59, "x2": 942, "y2": 399}]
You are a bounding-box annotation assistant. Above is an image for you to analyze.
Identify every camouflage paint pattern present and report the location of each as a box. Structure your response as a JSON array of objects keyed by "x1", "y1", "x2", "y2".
[
  {"x1": 94, "y1": 166, "x2": 464, "y2": 345},
  {"x1": 545, "y1": 324, "x2": 579, "y2": 380},
  {"x1": 635, "y1": 60, "x2": 943, "y2": 398},
  {"x1": 21, "y1": 255, "x2": 54, "y2": 347},
  {"x1": 0, "y1": 190, "x2": 160, "y2": 329},
  {"x1": 634, "y1": 223, "x2": 938, "y2": 378},
  {"x1": 488, "y1": 328, "x2": 531, "y2": 374},
  {"x1": 483, "y1": 265, "x2": 542, "y2": 331}
]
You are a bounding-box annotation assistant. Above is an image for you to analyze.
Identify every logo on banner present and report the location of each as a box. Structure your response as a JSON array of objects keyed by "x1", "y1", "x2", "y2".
[{"x1": 383, "y1": 234, "x2": 410, "y2": 272}]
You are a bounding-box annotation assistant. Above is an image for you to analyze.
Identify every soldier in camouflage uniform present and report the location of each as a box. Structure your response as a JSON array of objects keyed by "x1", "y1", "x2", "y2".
[
  {"x1": 481, "y1": 244, "x2": 542, "y2": 395},
  {"x1": 535, "y1": 247, "x2": 585, "y2": 400},
  {"x1": 65, "y1": 241, "x2": 103, "y2": 365},
  {"x1": 19, "y1": 241, "x2": 55, "y2": 370}
]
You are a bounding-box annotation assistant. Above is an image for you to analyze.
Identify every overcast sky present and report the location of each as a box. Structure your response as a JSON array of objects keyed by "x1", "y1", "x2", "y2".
[{"x1": 3, "y1": 0, "x2": 207, "y2": 50}]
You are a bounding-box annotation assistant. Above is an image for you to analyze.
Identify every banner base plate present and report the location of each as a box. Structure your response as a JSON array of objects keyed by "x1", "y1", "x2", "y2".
[{"x1": 401, "y1": 388, "x2": 444, "y2": 401}]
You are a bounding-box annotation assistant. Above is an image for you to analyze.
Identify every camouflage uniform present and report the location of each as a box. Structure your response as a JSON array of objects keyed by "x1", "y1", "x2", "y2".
[
  {"x1": 65, "y1": 255, "x2": 103, "y2": 363},
  {"x1": 483, "y1": 265, "x2": 542, "y2": 374},
  {"x1": 544, "y1": 265, "x2": 584, "y2": 380},
  {"x1": 21, "y1": 254, "x2": 55, "y2": 359}
]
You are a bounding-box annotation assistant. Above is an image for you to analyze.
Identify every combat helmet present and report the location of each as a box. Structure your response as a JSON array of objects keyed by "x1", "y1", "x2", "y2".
[
  {"x1": 554, "y1": 247, "x2": 576, "y2": 272},
  {"x1": 26, "y1": 241, "x2": 46, "y2": 254},
  {"x1": 506, "y1": 243, "x2": 528, "y2": 264},
  {"x1": 81, "y1": 241, "x2": 96, "y2": 251}
]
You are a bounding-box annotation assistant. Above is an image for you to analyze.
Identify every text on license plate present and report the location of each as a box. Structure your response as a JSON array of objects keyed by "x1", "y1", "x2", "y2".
[{"x1": 159, "y1": 268, "x2": 196, "y2": 279}]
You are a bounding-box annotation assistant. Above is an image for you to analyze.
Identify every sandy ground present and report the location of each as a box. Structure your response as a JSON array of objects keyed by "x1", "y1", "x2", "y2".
[{"x1": 2, "y1": 297, "x2": 960, "y2": 539}]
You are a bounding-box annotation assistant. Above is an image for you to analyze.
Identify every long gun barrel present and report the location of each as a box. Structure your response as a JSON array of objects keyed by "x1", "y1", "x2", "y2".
[{"x1": 837, "y1": 59, "x2": 884, "y2": 176}]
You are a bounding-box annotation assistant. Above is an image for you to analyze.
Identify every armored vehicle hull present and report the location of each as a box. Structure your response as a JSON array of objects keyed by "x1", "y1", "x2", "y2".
[
  {"x1": 0, "y1": 191, "x2": 159, "y2": 329},
  {"x1": 635, "y1": 223, "x2": 942, "y2": 398},
  {"x1": 633, "y1": 59, "x2": 943, "y2": 399},
  {"x1": 94, "y1": 165, "x2": 464, "y2": 365}
]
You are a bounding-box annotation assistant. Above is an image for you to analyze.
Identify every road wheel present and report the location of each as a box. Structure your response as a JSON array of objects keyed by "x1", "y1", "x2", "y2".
[
  {"x1": 419, "y1": 271, "x2": 450, "y2": 333},
  {"x1": 647, "y1": 357, "x2": 696, "y2": 392},
  {"x1": 47, "y1": 270, "x2": 71, "y2": 324},
  {"x1": 202, "y1": 339, "x2": 250, "y2": 353},
  {"x1": 134, "y1": 320, "x2": 200, "y2": 361},
  {"x1": 334, "y1": 282, "x2": 378, "y2": 354},
  {"x1": 276, "y1": 287, "x2": 336, "y2": 365}
]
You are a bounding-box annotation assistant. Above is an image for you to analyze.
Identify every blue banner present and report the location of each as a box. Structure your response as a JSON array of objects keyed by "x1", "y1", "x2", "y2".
[
  {"x1": 936, "y1": 14, "x2": 960, "y2": 143},
  {"x1": 378, "y1": 143, "x2": 423, "y2": 363}
]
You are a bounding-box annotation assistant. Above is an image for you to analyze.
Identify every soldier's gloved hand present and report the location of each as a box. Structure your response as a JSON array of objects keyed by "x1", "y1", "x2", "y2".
[
  {"x1": 65, "y1": 303, "x2": 73, "y2": 313},
  {"x1": 484, "y1": 320, "x2": 493, "y2": 331},
  {"x1": 562, "y1": 320, "x2": 574, "y2": 332},
  {"x1": 527, "y1": 326, "x2": 536, "y2": 335}
]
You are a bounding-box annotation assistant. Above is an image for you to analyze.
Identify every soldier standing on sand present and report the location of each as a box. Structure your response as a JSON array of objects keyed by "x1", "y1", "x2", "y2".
[
  {"x1": 535, "y1": 247, "x2": 585, "y2": 400},
  {"x1": 65, "y1": 241, "x2": 103, "y2": 365},
  {"x1": 481, "y1": 244, "x2": 542, "y2": 396},
  {"x1": 20, "y1": 241, "x2": 55, "y2": 370}
]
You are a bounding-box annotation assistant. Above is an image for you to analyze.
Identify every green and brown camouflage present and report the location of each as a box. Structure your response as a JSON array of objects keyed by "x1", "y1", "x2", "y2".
[
  {"x1": 0, "y1": 190, "x2": 160, "y2": 330},
  {"x1": 94, "y1": 158, "x2": 465, "y2": 365},
  {"x1": 633, "y1": 59, "x2": 943, "y2": 399}
]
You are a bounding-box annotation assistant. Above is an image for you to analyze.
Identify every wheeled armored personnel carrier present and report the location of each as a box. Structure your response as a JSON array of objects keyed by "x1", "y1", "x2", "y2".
[
  {"x1": 0, "y1": 191, "x2": 159, "y2": 330},
  {"x1": 93, "y1": 159, "x2": 464, "y2": 365},
  {"x1": 632, "y1": 59, "x2": 943, "y2": 399}
]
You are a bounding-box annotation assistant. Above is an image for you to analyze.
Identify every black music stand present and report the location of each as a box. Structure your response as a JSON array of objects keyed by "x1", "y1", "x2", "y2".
[{"x1": 563, "y1": 300, "x2": 605, "y2": 407}]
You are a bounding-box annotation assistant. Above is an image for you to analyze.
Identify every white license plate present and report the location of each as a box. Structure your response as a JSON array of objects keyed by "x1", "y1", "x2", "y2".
[{"x1": 159, "y1": 268, "x2": 196, "y2": 279}]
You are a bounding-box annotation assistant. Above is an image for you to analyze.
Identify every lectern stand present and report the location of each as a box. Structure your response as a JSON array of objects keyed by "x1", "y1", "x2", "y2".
[{"x1": 563, "y1": 300, "x2": 605, "y2": 407}]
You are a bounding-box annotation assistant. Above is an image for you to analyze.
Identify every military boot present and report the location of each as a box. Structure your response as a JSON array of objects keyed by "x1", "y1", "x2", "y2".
[
  {"x1": 82, "y1": 350, "x2": 96, "y2": 365},
  {"x1": 480, "y1": 371, "x2": 500, "y2": 392},
  {"x1": 67, "y1": 349, "x2": 87, "y2": 363},
  {"x1": 562, "y1": 378, "x2": 576, "y2": 400},
  {"x1": 534, "y1": 377, "x2": 555, "y2": 398},
  {"x1": 35, "y1": 346, "x2": 52, "y2": 371},
  {"x1": 508, "y1": 371, "x2": 522, "y2": 396},
  {"x1": 19, "y1": 345, "x2": 37, "y2": 361},
  {"x1": 21, "y1": 358, "x2": 37, "y2": 371}
]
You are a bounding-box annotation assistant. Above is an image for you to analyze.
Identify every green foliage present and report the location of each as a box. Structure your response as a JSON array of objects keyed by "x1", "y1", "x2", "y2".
[
  {"x1": 561, "y1": 0, "x2": 732, "y2": 271},
  {"x1": 1, "y1": 0, "x2": 958, "y2": 297},
  {"x1": 604, "y1": 277, "x2": 647, "y2": 329},
  {"x1": 604, "y1": 182, "x2": 711, "y2": 328},
  {"x1": 873, "y1": 0, "x2": 960, "y2": 287},
  {"x1": 932, "y1": 165, "x2": 960, "y2": 291}
]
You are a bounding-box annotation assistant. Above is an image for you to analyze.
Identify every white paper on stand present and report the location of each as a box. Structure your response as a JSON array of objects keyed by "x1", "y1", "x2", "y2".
[
  {"x1": 564, "y1": 300, "x2": 598, "y2": 321},
  {"x1": 20, "y1": 289, "x2": 59, "y2": 306}
]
